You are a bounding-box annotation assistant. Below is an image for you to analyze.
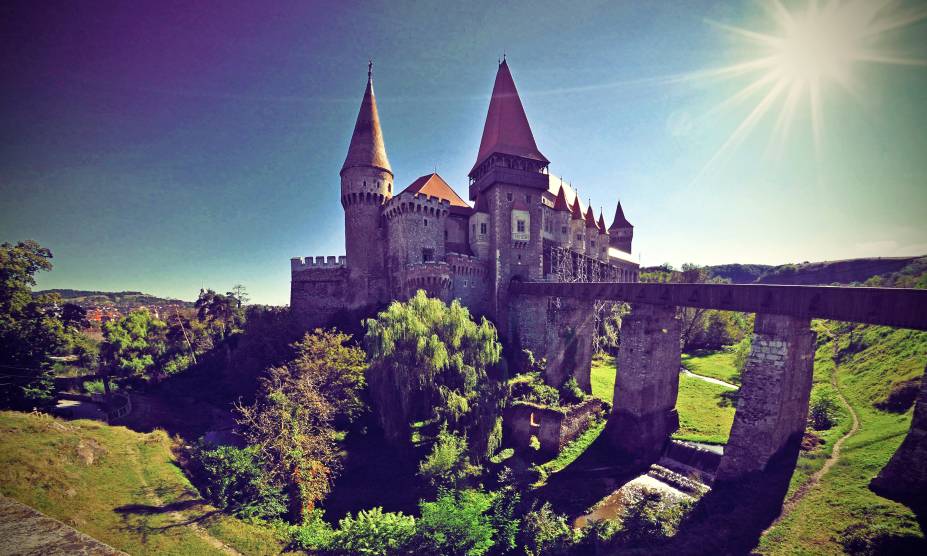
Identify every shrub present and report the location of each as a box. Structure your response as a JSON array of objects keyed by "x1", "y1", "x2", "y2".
[
  {"x1": 875, "y1": 378, "x2": 920, "y2": 413},
  {"x1": 418, "y1": 427, "x2": 482, "y2": 491},
  {"x1": 838, "y1": 522, "x2": 925, "y2": 555},
  {"x1": 529, "y1": 435, "x2": 541, "y2": 451},
  {"x1": 329, "y1": 507, "x2": 417, "y2": 556},
  {"x1": 809, "y1": 387, "x2": 841, "y2": 430},
  {"x1": 289, "y1": 509, "x2": 334, "y2": 551},
  {"x1": 415, "y1": 489, "x2": 496, "y2": 556},
  {"x1": 518, "y1": 501, "x2": 577, "y2": 556},
  {"x1": 617, "y1": 489, "x2": 689, "y2": 544},
  {"x1": 558, "y1": 377, "x2": 584, "y2": 405},
  {"x1": 187, "y1": 442, "x2": 287, "y2": 520},
  {"x1": 510, "y1": 373, "x2": 560, "y2": 407}
]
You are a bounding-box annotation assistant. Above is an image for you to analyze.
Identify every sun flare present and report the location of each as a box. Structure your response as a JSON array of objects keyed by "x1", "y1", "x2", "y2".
[{"x1": 692, "y1": 0, "x2": 927, "y2": 176}]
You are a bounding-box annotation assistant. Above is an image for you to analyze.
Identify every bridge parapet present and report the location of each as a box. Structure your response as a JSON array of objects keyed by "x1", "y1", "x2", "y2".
[{"x1": 510, "y1": 281, "x2": 927, "y2": 331}]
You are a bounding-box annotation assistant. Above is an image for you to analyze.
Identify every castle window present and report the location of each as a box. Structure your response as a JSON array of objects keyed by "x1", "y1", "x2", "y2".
[
  {"x1": 472, "y1": 224, "x2": 475, "y2": 235},
  {"x1": 506, "y1": 192, "x2": 513, "y2": 202},
  {"x1": 480, "y1": 223, "x2": 487, "y2": 235},
  {"x1": 525, "y1": 194, "x2": 531, "y2": 203},
  {"x1": 388, "y1": 182, "x2": 392, "y2": 193},
  {"x1": 561, "y1": 226, "x2": 567, "y2": 234},
  {"x1": 516, "y1": 220, "x2": 526, "y2": 233},
  {"x1": 422, "y1": 248, "x2": 434, "y2": 262},
  {"x1": 423, "y1": 218, "x2": 428, "y2": 226},
  {"x1": 444, "y1": 230, "x2": 448, "y2": 240}
]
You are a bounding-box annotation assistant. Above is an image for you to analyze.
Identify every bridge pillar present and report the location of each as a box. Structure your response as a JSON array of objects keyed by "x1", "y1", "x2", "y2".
[
  {"x1": 606, "y1": 303, "x2": 681, "y2": 463},
  {"x1": 870, "y1": 363, "x2": 927, "y2": 502},
  {"x1": 716, "y1": 314, "x2": 816, "y2": 481},
  {"x1": 512, "y1": 294, "x2": 593, "y2": 391},
  {"x1": 545, "y1": 297, "x2": 594, "y2": 391}
]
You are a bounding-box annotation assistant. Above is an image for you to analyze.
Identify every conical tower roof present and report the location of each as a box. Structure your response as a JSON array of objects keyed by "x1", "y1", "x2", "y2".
[
  {"x1": 597, "y1": 209, "x2": 608, "y2": 233},
  {"x1": 341, "y1": 67, "x2": 392, "y2": 175},
  {"x1": 609, "y1": 201, "x2": 633, "y2": 230},
  {"x1": 570, "y1": 195, "x2": 583, "y2": 220},
  {"x1": 553, "y1": 185, "x2": 570, "y2": 211},
  {"x1": 584, "y1": 203, "x2": 598, "y2": 229},
  {"x1": 469, "y1": 60, "x2": 549, "y2": 175}
]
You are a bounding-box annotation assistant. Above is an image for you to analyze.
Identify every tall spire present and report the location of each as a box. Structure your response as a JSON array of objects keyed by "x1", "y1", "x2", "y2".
[
  {"x1": 553, "y1": 184, "x2": 570, "y2": 211},
  {"x1": 597, "y1": 208, "x2": 608, "y2": 233},
  {"x1": 341, "y1": 63, "x2": 392, "y2": 175},
  {"x1": 609, "y1": 201, "x2": 633, "y2": 230},
  {"x1": 570, "y1": 195, "x2": 583, "y2": 220},
  {"x1": 584, "y1": 201, "x2": 598, "y2": 229},
  {"x1": 469, "y1": 59, "x2": 549, "y2": 175}
]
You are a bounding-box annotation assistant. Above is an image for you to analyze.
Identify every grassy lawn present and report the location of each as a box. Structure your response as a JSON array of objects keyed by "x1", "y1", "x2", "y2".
[
  {"x1": 681, "y1": 349, "x2": 741, "y2": 385},
  {"x1": 0, "y1": 411, "x2": 286, "y2": 555},
  {"x1": 591, "y1": 353, "x2": 735, "y2": 445},
  {"x1": 758, "y1": 324, "x2": 927, "y2": 554},
  {"x1": 673, "y1": 374, "x2": 736, "y2": 445}
]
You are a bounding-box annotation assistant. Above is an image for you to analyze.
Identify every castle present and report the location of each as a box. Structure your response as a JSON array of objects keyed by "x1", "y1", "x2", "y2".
[{"x1": 291, "y1": 60, "x2": 639, "y2": 379}]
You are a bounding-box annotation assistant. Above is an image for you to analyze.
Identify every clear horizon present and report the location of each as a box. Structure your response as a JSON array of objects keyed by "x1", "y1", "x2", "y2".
[{"x1": 3, "y1": 1, "x2": 926, "y2": 305}]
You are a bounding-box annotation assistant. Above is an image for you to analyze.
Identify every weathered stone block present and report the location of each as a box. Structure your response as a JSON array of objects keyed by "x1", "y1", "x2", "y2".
[{"x1": 716, "y1": 313, "x2": 816, "y2": 481}]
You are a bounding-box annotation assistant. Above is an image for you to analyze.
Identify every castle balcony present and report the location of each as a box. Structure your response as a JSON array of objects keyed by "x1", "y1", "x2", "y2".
[{"x1": 291, "y1": 255, "x2": 347, "y2": 272}]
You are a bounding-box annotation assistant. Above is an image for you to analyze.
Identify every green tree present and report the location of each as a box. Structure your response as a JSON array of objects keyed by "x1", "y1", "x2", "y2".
[
  {"x1": 195, "y1": 288, "x2": 241, "y2": 341},
  {"x1": 364, "y1": 291, "x2": 505, "y2": 459},
  {"x1": 59, "y1": 303, "x2": 89, "y2": 331},
  {"x1": 330, "y1": 507, "x2": 417, "y2": 556},
  {"x1": 0, "y1": 241, "x2": 66, "y2": 409},
  {"x1": 235, "y1": 329, "x2": 362, "y2": 521},
  {"x1": 99, "y1": 309, "x2": 167, "y2": 393},
  {"x1": 418, "y1": 427, "x2": 482, "y2": 491}
]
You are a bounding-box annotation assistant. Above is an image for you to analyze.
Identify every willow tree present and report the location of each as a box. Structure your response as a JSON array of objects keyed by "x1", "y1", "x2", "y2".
[{"x1": 364, "y1": 290, "x2": 505, "y2": 459}]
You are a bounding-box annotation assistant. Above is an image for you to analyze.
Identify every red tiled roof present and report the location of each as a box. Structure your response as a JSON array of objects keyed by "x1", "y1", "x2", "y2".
[
  {"x1": 400, "y1": 173, "x2": 470, "y2": 208},
  {"x1": 342, "y1": 75, "x2": 391, "y2": 175},
  {"x1": 609, "y1": 201, "x2": 633, "y2": 230},
  {"x1": 469, "y1": 60, "x2": 549, "y2": 175},
  {"x1": 552, "y1": 185, "x2": 570, "y2": 211}
]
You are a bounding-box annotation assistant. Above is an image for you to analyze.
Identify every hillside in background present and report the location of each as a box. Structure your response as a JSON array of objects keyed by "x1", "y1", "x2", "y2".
[
  {"x1": 34, "y1": 289, "x2": 194, "y2": 308},
  {"x1": 644, "y1": 256, "x2": 925, "y2": 286}
]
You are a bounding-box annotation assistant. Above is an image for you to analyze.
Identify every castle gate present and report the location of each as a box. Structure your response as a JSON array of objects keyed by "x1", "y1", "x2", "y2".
[{"x1": 510, "y1": 281, "x2": 927, "y2": 490}]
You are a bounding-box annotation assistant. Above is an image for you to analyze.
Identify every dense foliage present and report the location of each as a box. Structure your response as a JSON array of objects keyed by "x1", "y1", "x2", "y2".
[
  {"x1": 417, "y1": 427, "x2": 482, "y2": 491},
  {"x1": 185, "y1": 443, "x2": 287, "y2": 520},
  {"x1": 235, "y1": 328, "x2": 366, "y2": 520},
  {"x1": 0, "y1": 241, "x2": 66, "y2": 409},
  {"x1": 364, "y1": 290, "x2": 505, "y2": 459}
]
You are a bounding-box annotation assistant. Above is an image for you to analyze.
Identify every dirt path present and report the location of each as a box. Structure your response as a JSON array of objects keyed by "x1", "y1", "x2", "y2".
[
  {"x1": 762, "y1": 327, "x2": 861, "y2": 532},
  {"x1": 125, "y1": 443, "x2": 243, "y2": 556}
]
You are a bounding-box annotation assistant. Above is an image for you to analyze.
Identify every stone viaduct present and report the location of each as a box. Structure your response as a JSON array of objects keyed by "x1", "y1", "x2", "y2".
[{"x1": 511, "y1": 280, "x2": 927, "y2": 491}]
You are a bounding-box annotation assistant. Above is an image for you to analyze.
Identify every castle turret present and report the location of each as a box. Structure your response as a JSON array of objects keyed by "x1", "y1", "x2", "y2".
[
  {"x1": 340, "y1": 62, "x2": 393, "y2": 308},
  {"x1": 608, "y1": 201, "x2": 633, "y2": 254},
  {"x1": 552, "y1": 185, "x2": 572, "y2": 248},
  {"x1": 569, "y1": 195, "x2": 585, "y2": 255},
  {"x1": 597, "y1": 208, "x2": 609, "y2": 261},
  {"x1": 467, "y1": 59, "x2": 551, "y2": 326}
]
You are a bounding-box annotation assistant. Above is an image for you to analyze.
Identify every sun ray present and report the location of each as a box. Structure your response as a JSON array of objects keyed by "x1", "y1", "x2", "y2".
[{"x1": 684, "y1": 0, "x2": 927, "y2": 184}]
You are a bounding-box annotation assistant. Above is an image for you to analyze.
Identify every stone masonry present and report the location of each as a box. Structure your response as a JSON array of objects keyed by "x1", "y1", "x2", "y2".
[
  {"x1": 605, "y1": 303, "x2": 681, "y2": 463},
  {"x1": 716, "y1": 314, "x2": 816, "y2": 481}
]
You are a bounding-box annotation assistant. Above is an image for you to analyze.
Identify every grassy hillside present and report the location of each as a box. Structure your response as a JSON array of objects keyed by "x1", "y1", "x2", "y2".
[
  {"x1": 758, "y1": 322, "x2": 927, "y2": 554},
  {"x1": 0, "y1": 411, "x2": 285, "y2": 555},
  {"x1": 35, "y1": 289, "x2": 194, "y2": 307},
  {"x1": 681, "y1": 349, "x2": 740, "y2": 385}
]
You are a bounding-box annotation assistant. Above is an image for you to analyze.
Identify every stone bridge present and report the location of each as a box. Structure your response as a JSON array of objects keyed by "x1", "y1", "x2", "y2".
[{"x1": 510, "y1": 281, "x2": 927, "y2": 492}]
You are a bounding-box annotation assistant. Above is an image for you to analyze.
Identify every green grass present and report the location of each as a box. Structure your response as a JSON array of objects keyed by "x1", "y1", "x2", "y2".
[
  {"x1": 758, "y1": 323, "x2": 927, "y2": 555},
  {"x1": 0, "y1": 411, "x2": 286, "y2": 555},
  {"x1": 672, "y1": 374, "x2": 736, "y2": 445},
  {"x1": 591, "y1": 353, "x2": 617, "y2": 404},
  {"x1": 591, "y1": 353, "x2": 735, "y2": 445},
  {"x1": 681, "y1": 349, "x2": 741, "y2": 385},
  {"x1": 538, "y1": 419, "x2": 607, "y2": 476}
]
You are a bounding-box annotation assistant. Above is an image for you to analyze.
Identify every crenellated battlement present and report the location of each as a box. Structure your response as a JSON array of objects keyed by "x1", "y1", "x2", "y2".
[
  {"x1": 446, "y1": 252, "x2": 489, "y2": 277},
  {"x1": 291, "y1": 255, "x2": 347, "y2": 272},
  {"x1": 383, "y1": 192, "x2": 451, "y2": 220}
]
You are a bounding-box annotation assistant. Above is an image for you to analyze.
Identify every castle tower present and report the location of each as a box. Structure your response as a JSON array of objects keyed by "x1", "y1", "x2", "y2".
[
  {"x1": 340, "y1": 63, "x2": 393, "y2": 309},
  {"x1": 468, "y1": 59, "x2": 550, "y2": 331},
  {"x1": 597, "y1": 209, "x2": 609, "y2": 261},
  {"x1": 569, "y1": 195, "x2": 586, "y2": 255},
  {"x1": 608, "y1": 201, "x2": 634, "y2": 254},
  {"x1": 552, "y1": 185, "x2": 572, "y2": 248}
]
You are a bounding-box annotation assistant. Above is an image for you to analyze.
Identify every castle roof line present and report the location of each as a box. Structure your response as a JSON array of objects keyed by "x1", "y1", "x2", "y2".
[
  {"x1": 399, "y1": 173, "x2": 470, "y2": 209},
  {"x1": 609, "y1": 200, "x2": 633, "y2": 230},
  {"x1": 341, "y1": 69, "x2": 392, "y2": 175},
  {"x1": 469, "y1": 59, "x2": 549, "y2": 175}
]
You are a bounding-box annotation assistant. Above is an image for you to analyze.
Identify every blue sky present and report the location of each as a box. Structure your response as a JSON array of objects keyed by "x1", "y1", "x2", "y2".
[{"x1": 2, "y1": 0, "x2": 926, "y2": 304}]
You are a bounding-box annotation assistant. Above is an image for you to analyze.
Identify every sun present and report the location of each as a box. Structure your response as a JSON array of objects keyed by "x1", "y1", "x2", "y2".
[{"x1": 691, "y1": 0, "x2": 927, "y2": 175}]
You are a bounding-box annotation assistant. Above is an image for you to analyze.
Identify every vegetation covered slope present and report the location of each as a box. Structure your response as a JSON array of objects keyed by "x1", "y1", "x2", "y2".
[
  {"x1": 0, "y1": 411, "x2": 285, "y2": 555},
  {"x1": 759, "y1": 323, "x2": 927, "y2": 554}
]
